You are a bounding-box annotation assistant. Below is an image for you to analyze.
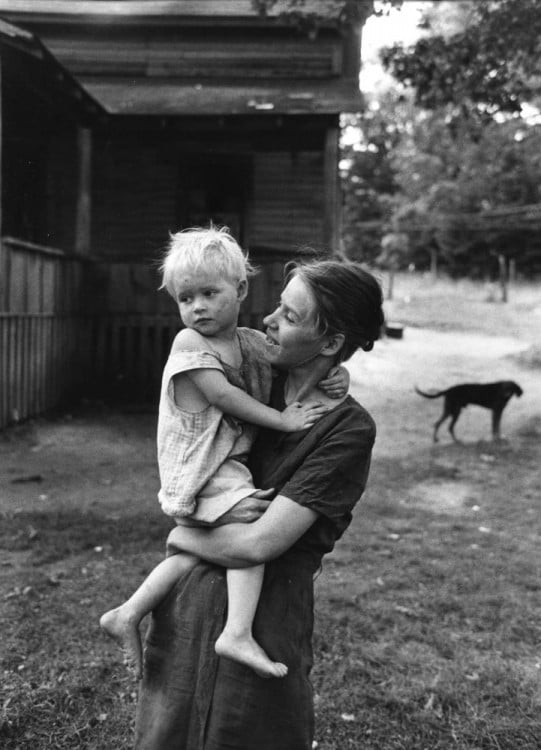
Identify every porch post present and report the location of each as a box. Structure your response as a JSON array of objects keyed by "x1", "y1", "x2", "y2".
[
  {"x1": 75, "y1": 126, "x2": 92, "y2": 255},
  {"x1": 323, "y1": 124, "x2": 340, "y2": 254}
]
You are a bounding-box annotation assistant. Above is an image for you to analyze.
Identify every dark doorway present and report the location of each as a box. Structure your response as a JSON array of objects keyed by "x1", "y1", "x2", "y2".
[{"x1": 177, "y1": 153, "x2": 252, "y2": 243}]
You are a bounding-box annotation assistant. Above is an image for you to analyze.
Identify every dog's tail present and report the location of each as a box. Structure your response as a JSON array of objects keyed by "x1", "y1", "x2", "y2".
[{"x1": 414, "y1": 386, "x2": 448, "y2": 399}]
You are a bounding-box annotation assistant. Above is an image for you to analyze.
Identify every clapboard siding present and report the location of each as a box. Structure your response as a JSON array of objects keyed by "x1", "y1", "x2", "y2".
[
  {"x1": 93, "y1": 261, "x2": 174, "y2": 315},
  {"x1": 89, "y1": 257, "x2": 286, "y2": 323},
  {"x1": 46, "y1": 130, "x2": 79, "y2": 251},
  {"x1": 251, "y1": 151, "x2": 325, "y2": 251},
  {"x1": 42, "y1": 35, "x2": 342, "y2": 79},
  {"x1": 92, "y1": 135, "x2": 327, "y2": 259},
  {"x1": 0, "y1": 1, "x2": 349, "y2": 22},
  {"x1": 92, "y1": 137, "x2": 177, "y2": 259},
  {"x1": 2, "y1": 114, "x2": 78, "y2": 251}
]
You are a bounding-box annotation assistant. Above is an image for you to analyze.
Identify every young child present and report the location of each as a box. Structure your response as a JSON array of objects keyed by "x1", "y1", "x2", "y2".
[{"x1": 100, "y1": 226, "x2": 347, "y2": 680}]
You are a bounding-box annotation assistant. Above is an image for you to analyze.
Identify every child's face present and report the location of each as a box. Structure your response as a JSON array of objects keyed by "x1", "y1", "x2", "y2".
[{"x1": 175, "y1": 270, "x2": 246, "y2": 338}]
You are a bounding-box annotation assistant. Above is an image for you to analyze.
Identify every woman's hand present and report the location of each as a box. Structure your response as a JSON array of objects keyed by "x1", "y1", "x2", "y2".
[{"x1": 317, "y1": 365, "x2": 349, "y2": 399}]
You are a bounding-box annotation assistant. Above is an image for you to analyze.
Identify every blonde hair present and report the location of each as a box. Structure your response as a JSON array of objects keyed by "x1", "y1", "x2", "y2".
[{"x1": 160, "y1": 225, "x2": 255, "y2": 299}]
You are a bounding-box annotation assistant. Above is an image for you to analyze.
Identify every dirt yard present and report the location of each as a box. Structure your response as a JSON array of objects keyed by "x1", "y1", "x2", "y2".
[
  {"x1": 1, "y1": 274, "x2": 541, "y2": 749},
  {"x1": 1, "y1": 312, "x2": 539, "y2": 521}
]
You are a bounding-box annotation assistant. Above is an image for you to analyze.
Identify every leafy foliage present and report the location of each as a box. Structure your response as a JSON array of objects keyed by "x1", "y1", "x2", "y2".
[
  {"x1": 251, "y1": 1, "x2": 404, "y2": 28},
  {"x1": 342, "y1": 0, "x2": 541, "y2": 276},
  {"x1": 340, "y1": 99, "x2": 404, "y2": 262},
  {"x1": 387, "y1": 107, "x2": 541, "y2": 274},
  {"x1": 380, "y1": 0, "x2": 541, "y2": 123}
]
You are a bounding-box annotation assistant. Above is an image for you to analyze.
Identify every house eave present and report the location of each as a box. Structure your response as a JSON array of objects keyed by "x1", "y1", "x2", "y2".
[{"x1": 83, "y1": 77, "x2": 363, "y2": 116}]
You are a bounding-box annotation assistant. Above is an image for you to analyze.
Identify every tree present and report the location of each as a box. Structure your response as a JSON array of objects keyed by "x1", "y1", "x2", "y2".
[
  {"x1": 387, "y1": 104, "x2": 541, "y2": 275},
  {"x1": 380, "y1": 0, "x2": 541, "y2": 128},
  {"x1": 340, "y1": 94, "x2": 406, "y2": 262},
  {"x1": 252, "y1": 1, "x2": 405, "y2": 33},
  {"x1": 378, "y1": 231, "x2": 409, "y2": 298},
  {"x1": 368, "y1": 0, "x2": 541, "y2": 277}
]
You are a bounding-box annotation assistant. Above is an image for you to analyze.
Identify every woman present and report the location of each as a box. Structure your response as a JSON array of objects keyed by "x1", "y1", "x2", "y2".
[{"x1": 134, "y1": 259, "x2": 385, "y2": 750}]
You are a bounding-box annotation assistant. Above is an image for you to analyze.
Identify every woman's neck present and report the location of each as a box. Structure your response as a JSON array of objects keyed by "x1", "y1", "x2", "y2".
[{"x1": 284, "y1": 360, "x2": 333, "y2": 404}]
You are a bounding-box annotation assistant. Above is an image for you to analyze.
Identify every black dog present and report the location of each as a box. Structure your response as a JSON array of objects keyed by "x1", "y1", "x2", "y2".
[{"x1": 415, "y1": 381, "x2": 523, "y2": 442}]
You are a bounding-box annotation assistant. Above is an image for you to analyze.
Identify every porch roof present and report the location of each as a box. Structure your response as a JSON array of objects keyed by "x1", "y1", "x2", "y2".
[
  {"x1": 0, "y1": 2, "x2": 363, "y2": 118},
  {"x1": 84, "y1": 77, "x2": 362, "y2": 115},
  {"x1": 0, "y1": 17, "x2": 104, "y2": 120}
]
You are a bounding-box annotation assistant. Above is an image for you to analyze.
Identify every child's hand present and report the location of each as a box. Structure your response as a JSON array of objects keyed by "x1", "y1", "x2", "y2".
[
  {"x1": 280, "y1": 401, "x2": 329, "y2": 431},
  {"x1": 318, "y1": 365, "x2": 349, "y2": 399}
]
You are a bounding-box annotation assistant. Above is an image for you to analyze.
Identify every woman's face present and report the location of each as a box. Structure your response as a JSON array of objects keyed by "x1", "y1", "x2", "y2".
[{"x1": 263, "y1": 275, "x2": 327, "y2": 368}]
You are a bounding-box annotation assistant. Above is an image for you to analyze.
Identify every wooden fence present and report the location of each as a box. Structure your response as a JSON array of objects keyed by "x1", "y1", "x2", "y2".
[
  {"x1": 0, "y1": 237, "x2": 288, "y2": 428},
  {"x1": 1, "y1": 313, "x2": 82, "y2": 425},
  {"x1": 0, "y1": 237, "x2": 90, "y2": 427},
  {"x1": 84, "y1": 313, "x2": 180, "y2": 404}
]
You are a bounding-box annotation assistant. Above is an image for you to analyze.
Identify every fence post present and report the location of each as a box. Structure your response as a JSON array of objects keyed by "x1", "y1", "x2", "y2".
[
  {"x1": 509, "y1": 258, "x2": 516, "y2": 284},
  {"x1": 498, "y1": 254, "x2": 508, "y2": 303}
]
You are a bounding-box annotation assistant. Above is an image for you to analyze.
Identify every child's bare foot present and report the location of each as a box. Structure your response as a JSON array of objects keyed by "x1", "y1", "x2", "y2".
[
  {"x1": 215, "y1": 631, "x2": 288, "y2": 679},
  {"x1": 99, "y1": 607, "x2": 143, "y2": 679}
]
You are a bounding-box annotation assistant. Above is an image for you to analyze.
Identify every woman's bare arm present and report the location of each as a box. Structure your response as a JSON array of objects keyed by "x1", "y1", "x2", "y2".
[{"x1": 166, "y1": 495, "x2": 318, "y2": 567}]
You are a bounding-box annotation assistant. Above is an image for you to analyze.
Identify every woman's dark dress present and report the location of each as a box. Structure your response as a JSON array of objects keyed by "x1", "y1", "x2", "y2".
[{"x1": 134, "y1": 376, "x2": 376, "y2": 750}]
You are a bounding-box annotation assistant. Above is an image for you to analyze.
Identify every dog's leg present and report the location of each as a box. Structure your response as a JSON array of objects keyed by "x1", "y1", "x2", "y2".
[
  {"x1": 492, "y1": 408, "x2": 504, "y2": 440},
  {"x1": 448, "y1": 410, "x2": 462, "y2": 443},
  {"x1": 433, "y1": 413, "x2": 447, "y2": 442}
]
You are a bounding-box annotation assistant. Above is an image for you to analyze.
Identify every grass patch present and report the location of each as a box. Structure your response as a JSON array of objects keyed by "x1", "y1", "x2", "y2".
[
  {"x1": 307, "y1": 437, "x2": 541, "y2": 749},
  {"x1": 0, "y1": 512, "x2": 173, "y2": 749},
  {"x1": 384, "y1": 272, "x2": 541, "y2": 343},
  {"x1": 0, "y1": 510, "x2": 172, "y2": 563},
  {"x1": 2, "y1": 432, "x2": 541, "y2": 749}
]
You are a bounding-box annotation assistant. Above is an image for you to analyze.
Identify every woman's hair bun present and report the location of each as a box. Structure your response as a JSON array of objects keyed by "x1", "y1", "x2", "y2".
[{"x1": 290, "y1": 259, "x2": 385, "y2": 362}]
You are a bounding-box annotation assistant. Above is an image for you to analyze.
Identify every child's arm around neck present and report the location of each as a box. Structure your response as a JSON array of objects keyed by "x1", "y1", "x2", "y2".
[{"x1": 172, "y1": 328, "x2": 327, "y2": 432}]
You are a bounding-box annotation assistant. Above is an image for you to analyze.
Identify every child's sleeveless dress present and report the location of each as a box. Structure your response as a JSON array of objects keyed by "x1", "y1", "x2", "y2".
[{"x1": 157, "y1": 327, "x2": 272, "y2": 524}]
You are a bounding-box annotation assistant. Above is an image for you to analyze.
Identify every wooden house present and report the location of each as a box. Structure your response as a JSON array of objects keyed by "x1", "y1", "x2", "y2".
[{"x1": 0, "y1": 0, "x2": 366, "y2": 426}]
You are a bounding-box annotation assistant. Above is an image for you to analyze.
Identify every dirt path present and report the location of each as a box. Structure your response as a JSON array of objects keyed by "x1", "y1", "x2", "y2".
[
  {"x1": 351, "y1": 327, "x2": 538, "y2": 459},
  {"x1": 0, "y1": 326, "x2": 539, "y2": 519},
  {"x1": 0, "y1": 411, "x2": 160, "y2": 518}
]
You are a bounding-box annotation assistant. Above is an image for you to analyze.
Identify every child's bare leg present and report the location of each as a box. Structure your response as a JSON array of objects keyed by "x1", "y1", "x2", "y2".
[
  {"x1": 215, "y1": 565, "x2": 288, "y2": 679},
  {"x1": 100, "y1": 552, "x2": 197, "y2": 678}
]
